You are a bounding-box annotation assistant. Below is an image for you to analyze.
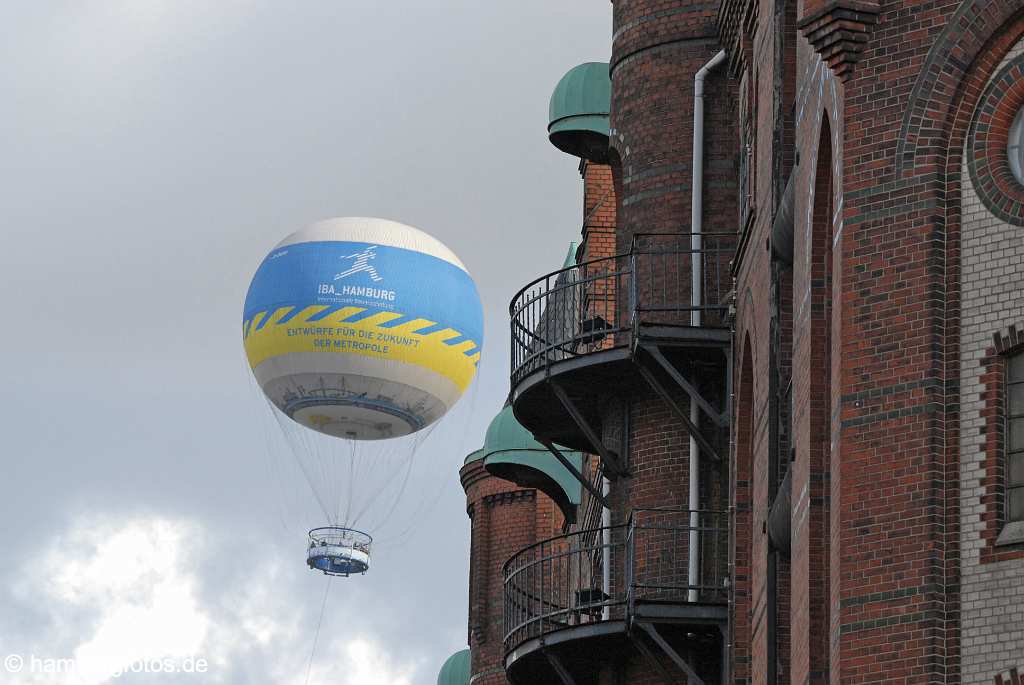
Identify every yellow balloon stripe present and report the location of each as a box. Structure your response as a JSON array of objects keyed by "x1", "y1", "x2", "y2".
[{"x1": 243, "y1": 308, "x2": 480, "y2": 391}]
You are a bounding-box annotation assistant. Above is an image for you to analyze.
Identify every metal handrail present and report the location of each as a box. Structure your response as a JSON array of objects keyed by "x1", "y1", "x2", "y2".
[
  {"x1": 502, "y1": 508, "x2": 729, "y2": 654},
  {"x1": 509, "y1": 254, "x2": 631, "y2": 387},
  {"x1": 509, "y1": 233, "x2": 736, "y2": 387},
  {"x1": 628, "y1": 230, "x2": 736, "y2": 250},
  {"x1": 628, "y1": 508, "x2": 729, "y2": 603},
  {"x1": 308, "y1": 526, "x2": 372, "y2": 554},
  {"x1": 503, "y1": 524, "x2": 628, "y2": 650}
]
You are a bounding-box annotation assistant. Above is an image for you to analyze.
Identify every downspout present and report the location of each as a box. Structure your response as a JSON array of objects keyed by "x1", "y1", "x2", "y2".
[
  {"x1": 689, "y1": 49, "x2": 727, "y2": 604},
  {"x1": 602, "y1": 475, "x2": 611, "y2": 620}
]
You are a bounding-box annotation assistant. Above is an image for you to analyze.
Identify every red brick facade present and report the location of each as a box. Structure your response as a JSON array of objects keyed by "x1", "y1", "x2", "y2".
[
  {"x1": 460, "y1": 0, "x2": 1024, "y2": 683},
  {"x1": 460, "y1": 459, "x2": 565, "y2": 685},
  {"x1": 729, "y1": 0, "x2": 1024, "y2": 683},
  {"x1": 580, "y1": 161, "x2": 617, "y2": 264}
]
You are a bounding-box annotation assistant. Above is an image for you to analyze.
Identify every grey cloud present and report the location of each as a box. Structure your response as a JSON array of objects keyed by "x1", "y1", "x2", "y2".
[{"x1": 0, "y1": 2, "x2": 610, "y2": 683}]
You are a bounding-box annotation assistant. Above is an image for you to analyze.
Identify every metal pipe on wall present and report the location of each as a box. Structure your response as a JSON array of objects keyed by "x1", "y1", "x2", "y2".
[
  {"x1": 689, "y1": 49, "x2": 727, "y2": 603},
  {"x1": 602, "y1": 475, "x2": 611, "y2": 620}
]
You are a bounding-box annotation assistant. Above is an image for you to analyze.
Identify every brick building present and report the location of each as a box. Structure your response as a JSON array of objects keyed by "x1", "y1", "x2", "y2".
[{"x1": 454, "y1": 1, "x2": 1024, "y2": 683}]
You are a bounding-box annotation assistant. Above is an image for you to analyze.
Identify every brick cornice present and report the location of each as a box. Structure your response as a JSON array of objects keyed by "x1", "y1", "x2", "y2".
[
  {"x1": 797, "y1": 0, "x2": 880, "y2": 82},
  {"x1": 460, "y1": 460, "x2": 489, "y2": 493},
  {"x1": 482, "y1": 490, "x2": 535, "y2": 507},
  {"x1": 717, "y1": 0, "x2": 757, "y2": 76}
]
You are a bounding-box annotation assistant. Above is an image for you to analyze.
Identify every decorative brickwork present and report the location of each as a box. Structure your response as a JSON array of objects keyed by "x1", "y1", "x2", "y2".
[
  {"x1": 796, "y1": 1, "x2": 880, "y2": 81},
  {"x1": 967, "y1": 53, "x2": 1024, "y2": 226},
  {"x1": 895, "y1": 0, "x2": 1024, "y2": 178},
  {"x1": 995, "y1": 668, "x2": 1024, "y2": 685},
  {"x1": 976, "y1": 344, "x2": 1024, "y2": 564},
  {"x1": 717, "y1": 0, "x2": 757, "y2": 75},
  {"x1": 993, "y1": 325, "x2": 1024, "y2": 355}
]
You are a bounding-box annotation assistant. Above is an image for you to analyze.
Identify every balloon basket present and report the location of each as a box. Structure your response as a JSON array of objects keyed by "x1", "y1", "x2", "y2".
[{"x1": 306, "y1": 527, "x2": 372, "y2": 577}]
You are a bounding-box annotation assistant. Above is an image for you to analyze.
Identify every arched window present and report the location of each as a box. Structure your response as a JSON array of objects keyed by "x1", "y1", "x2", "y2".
[
  {"x1": 1008, "y1": 107, "x2": 1024, "y2": 187},
  {"x1": 1007, "y1": 351, "x2": 1024, "y2": 522}
]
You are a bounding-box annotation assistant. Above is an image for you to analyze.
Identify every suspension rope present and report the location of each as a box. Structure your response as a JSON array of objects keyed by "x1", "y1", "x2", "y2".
[
  {"x1": 304, "y1": 577, "x2": 332, "y2": 685},
  {"x1": 271, "y1": 404, "x2": 333, "y2": 521}
]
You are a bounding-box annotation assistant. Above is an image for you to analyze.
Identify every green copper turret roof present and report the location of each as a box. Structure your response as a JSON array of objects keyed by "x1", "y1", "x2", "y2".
[
  {"x1": 464, "y1": 447, "x2": 484, "y2": 465},
  {"x1": 563, "y1": 241, "x2": 579, "y2": 269},
  {"x1": 548, "y1": 62, "x2": 611, "y2": 163},
  {"x1": 437, "y1": 649, "x2": 470, "y2": 685},
  {"x1": 482, "y1": 404, "x2": 582, "y2": 523}
]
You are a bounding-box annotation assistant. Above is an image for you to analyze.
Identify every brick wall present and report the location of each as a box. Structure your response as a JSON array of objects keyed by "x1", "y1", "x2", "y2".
[
  {"x1": 959, "y1": 37, "x2": 1024, "y2": 685},
  {"x1": 581, "y1": 161, "x2": 617, "y2": 264},
  {"x1": 822, "y1": 1, "x2": 1024, "y2": 681},
  {"x1": 728, "y1": 1, "x2": 803, "y2": 682},
  {"x1": 609, "y1": 0, "x2": 736, "y2": 246},
  {"x1": 607, "y1": 0, "x2": 736, "y2": 520},
  {"x1": 728, "y1": 1, "x2": 1024, "y2": 681},
  {"x1": 734, "y1": 336, "x2": 756, "y2": 685}
]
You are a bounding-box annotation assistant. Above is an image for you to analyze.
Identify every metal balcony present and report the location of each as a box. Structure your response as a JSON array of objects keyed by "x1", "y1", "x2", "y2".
[
  {"x1": 502, "y1": 509, "x2": 729, "y2": 684},
  {"x1": 509, "y1": 233, "x2": 735, "y2": 458}
]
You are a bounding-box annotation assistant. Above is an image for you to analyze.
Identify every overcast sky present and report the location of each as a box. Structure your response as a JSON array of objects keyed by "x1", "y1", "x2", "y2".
[{"x1": 0, "y1": 2, "x2": 610, "y2": 684}]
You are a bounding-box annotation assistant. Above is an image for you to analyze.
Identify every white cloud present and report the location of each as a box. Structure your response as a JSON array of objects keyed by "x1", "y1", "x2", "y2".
[
  {"x1": 8, "y1": 514, "x2": 420, "y2": 685},
  {"x1": 26, "y1": 517, "x2": 209, "y2": 685},
  {"x1": 51, "y1": 518, "x2": 196, "y2": 602},
  {"x1": 301, "y1": 636, "x2": 419, "y2": 685}
]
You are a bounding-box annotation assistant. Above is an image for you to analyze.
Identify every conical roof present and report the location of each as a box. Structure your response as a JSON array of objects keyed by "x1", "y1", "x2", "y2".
[
  {"x1": 482, "y1": 404, "x2": 582, "y2": 522},
  {"x1": 437, "y1": 649, "x2": 470, "y2": 685},
  {"x1": 548, "y1": 62, "x2": 611, "y2": 162}
]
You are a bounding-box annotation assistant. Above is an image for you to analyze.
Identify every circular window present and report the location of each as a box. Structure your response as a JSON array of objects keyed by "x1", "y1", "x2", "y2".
[
  {"x1": 1010, "y1": 107, "x2": 1024, "y2": 186},
  {"x1": 967, "y1": 53, "x2": 1024, "y2": 225}
]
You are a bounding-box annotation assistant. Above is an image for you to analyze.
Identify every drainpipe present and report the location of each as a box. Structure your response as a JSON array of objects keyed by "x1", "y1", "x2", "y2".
[
  {"x1": 689, "y1": 49, "x2": 727, "y2": 603},
  {"x1": 602, "y1": 475, "x2": 611, "y2": 620}
]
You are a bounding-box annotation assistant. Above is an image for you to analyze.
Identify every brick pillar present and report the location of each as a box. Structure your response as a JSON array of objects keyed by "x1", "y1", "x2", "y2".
[
  {"x1": 733, "y1": 336, "x2": 755, "y2": 685},
  {"x1": 460, "y1": 460, "x2": 565, "y2": 685},
  {"x1": 580, "y1": 161, "x2": 617, "y2": 263},
  {"x1": 789, "y1": 116, "x2": 833, "y2": 685}
]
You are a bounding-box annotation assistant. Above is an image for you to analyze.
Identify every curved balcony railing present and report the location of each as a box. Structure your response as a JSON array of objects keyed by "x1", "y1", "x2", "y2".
[
  {"x1": 503, "y1": 524, "x2": 628, "y2": 652},
  {"x1": 509, "y1": 233, "x2": 736, "y2": 387},
  {"x1": 503, "y1": 509, "x2": 728, "y2": 654},
  {"x1": 510, "y1": 254, "x2": 631, "y2": 387}
]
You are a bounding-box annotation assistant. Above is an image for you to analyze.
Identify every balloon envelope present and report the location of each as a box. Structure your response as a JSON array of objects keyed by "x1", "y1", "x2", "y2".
[{"x1": 244, "y1": 217, "x2": 483, "y2": 440}]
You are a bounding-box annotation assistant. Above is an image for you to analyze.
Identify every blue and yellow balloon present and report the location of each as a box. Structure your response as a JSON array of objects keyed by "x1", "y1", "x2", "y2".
[{"x1": 243, "y1": 217, "x2": 483, "y2": 440}]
